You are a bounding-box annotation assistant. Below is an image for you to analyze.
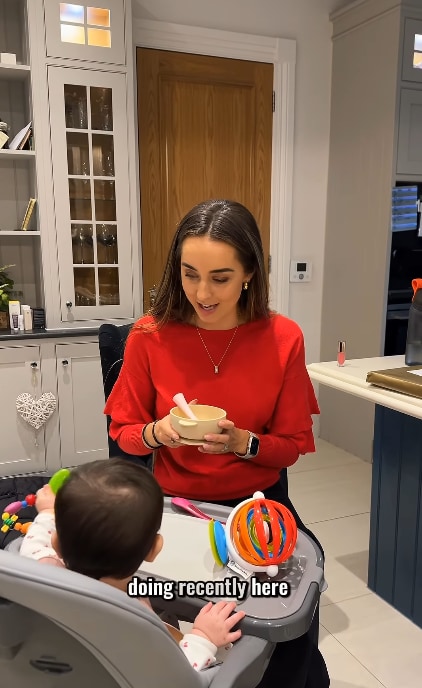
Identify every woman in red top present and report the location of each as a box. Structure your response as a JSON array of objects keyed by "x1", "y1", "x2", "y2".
[{"x1": 105, "y1": 199, "x2": 329, "y2": 688}]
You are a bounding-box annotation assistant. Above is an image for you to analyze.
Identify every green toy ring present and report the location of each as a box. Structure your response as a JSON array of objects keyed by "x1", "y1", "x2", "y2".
[{"x1": 49, "y1": 468, "x2": 71, "y2": 494}]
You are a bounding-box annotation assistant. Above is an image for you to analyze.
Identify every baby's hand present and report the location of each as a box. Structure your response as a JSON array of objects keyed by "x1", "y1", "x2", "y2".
[
  {"x1": 35, "y1": 484, "x2": 56, "y2": 513},
  {"x1": 192, "y1": 601, "x2": 245, "y2": 647}
]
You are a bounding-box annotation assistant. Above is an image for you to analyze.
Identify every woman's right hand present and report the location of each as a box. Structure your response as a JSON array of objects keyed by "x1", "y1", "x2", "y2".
[
  {"x1": 154, "y1": 398, "x2": 198, "y2": 448},
  {"x1": 154, "y1": 415, "x2": 183, "y2": 447}
]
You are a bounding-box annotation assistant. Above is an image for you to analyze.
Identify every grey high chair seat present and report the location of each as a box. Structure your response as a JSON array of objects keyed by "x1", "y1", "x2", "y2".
[{"x1": 0, "y1": 549, "x2": 274, "y2": 688}]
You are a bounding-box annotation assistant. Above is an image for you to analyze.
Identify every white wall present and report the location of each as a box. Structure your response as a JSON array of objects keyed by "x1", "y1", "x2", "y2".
[{"x1": 132, "y1": 0, "x2": 335, "y2": 368}]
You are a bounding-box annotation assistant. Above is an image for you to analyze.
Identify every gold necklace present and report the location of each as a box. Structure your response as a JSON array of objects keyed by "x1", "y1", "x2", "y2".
[{"x1": 196, "y1": 326, "x2": 239, "y2": 374}]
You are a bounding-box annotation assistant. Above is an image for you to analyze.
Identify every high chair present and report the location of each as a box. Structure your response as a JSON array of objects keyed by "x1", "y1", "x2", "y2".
[{"x1": 0, "y1": 548, "x2": 274, "y2": 688}]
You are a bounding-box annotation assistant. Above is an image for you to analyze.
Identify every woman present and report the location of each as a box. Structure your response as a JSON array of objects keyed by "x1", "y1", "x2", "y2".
[{"x1": 105, "y1": 199, "x2": 329, "y2": 687}]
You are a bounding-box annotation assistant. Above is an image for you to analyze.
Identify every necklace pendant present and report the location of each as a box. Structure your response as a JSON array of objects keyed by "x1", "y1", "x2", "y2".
[{"x1": 214, "y1": 366, "x2": 219, "y2": 374}]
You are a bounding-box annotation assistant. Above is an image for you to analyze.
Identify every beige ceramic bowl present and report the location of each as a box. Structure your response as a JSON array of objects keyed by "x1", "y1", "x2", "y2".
[{"x1": 170, "y1": 404, "x2": 227, "y2": 440}]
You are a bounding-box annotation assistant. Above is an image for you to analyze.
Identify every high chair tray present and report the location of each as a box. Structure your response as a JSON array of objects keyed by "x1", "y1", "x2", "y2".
[{"x1": 138, "y1": 499, "x2": 325, "y2": 642}]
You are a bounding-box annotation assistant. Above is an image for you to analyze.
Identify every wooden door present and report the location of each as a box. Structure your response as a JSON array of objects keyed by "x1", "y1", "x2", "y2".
[{"x1": 137, "y1": 48, "x2": 273, "y2": 310}]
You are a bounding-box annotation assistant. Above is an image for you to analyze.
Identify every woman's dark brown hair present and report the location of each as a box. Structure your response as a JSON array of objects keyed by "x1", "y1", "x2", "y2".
[
  {"x1": 54, "y1": 459, "x2": 163, "y2": 580},
  {"x1": 142, "y1": 199, "x2": 270, "y2": 329}
]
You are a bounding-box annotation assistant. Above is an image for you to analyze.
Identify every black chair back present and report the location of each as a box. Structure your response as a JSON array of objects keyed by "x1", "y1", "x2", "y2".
[{"x1": 98, "y1": 323, "x2": 152, "y2": 469}]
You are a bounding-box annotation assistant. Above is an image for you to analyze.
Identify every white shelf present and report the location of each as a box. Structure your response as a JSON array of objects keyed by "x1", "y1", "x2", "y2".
[
  {"x1": 0, "y1": 150, "x2": 35, "y2": 160},
  {"x1": 0, "y1": 231, "x2": 40, "y2": 236},
  {"x1": 0, "y1": 63, "x2": 30, "y2": 80}
]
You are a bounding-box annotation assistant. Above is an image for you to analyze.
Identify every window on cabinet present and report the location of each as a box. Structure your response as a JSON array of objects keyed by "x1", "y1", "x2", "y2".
[
  {"x1": 59, "y1": 3, "x2": 111, "y2": 48},
  {"x1": 413, "y1": 33, "x2": 422, "y2": 69}
]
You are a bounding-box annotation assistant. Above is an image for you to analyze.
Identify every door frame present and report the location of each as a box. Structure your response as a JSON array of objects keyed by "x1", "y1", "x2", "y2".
[{"x1": 133, "y1": 18, "x2": 296, "y2": 316}]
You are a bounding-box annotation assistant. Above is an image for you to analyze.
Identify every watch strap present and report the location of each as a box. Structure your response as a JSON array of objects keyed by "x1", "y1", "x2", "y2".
[{"x1": 234, "y1": 431, "x2": 260, "y2": 459}]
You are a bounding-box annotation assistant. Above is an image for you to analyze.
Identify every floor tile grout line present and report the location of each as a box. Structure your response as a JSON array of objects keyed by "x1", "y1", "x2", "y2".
[
  {"x1": 319, "y1": 626, "x2": 389, "y2": 687},
  {"x1": 304, "y1": 510, "x2": 371, "y2": 526},
  {"x1": 320, "y1": 589, "x2": 373, "y2": 608},
  {"x1": 289, "y1": 459, "x2": 369, "y2": 474}
]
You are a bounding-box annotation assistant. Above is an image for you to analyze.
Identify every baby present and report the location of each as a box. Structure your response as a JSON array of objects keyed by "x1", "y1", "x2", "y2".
[{"x1": 20, "y1": 459, "x2": 245, "y2": 670}]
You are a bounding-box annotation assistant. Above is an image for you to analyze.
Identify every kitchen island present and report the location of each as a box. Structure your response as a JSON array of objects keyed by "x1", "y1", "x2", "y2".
[{"x1": 307, "y1": 355, "x2": 422, "y2": 628}]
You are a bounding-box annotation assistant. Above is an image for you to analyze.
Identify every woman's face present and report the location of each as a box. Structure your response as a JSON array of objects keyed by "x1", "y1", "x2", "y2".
[{"x1": 181, "y1": 236, "x2": 252, "y2": 330}]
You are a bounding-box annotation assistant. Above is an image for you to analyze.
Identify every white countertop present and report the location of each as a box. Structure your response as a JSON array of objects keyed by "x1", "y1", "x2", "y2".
[{"x1": 307, "y1": 355, "x2": 422, "y2": 420}]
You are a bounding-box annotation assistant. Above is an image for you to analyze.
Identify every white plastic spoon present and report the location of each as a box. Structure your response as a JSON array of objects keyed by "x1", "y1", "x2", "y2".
[{"x1": 172, "y1": 392, "x2": 199, "y2": 420}]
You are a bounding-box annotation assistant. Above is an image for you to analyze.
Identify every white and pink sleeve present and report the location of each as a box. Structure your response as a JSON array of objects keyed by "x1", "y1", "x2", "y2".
[{"x1": 19, "y1": 512, "x2": 62, "y2": 564}]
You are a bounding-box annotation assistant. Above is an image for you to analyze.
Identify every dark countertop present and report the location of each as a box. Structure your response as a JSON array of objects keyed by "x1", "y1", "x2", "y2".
[{"x1": 0, "y1": 328, "x2": 100, "y2": 342}]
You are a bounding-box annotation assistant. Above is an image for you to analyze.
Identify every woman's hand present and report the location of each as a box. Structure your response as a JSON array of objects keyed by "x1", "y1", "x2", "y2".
[
  {"x1": 152, "y1": 399, "x2": 199, "y2": 448},
  {"x1": 198, "y1": 419, "x2": 250, "y2": 455},
  {"x1": 153, "y1": 414, "x2": 183, "y2": 447},
  {"x1": 192, "y1": 600, "x2": 245, "y2": 647}
]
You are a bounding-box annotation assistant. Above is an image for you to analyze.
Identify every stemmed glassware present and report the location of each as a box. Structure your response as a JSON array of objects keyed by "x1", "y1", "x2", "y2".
[
  {"x1": 97, "y1": 224, "x2": 117, "y2": 264},
  {"x1": 71, "y1": 225, "x2": 93, "y2": 264}
]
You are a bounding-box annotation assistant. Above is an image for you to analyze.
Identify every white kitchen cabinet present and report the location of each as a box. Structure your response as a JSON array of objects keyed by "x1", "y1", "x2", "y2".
[
  {"x1": 1, "y1": 0, "x2": 141, "y2": 333},
  {"x1": 320, "y1": 0, "x2": 422, "y2": 460},
  {"x1": 0, "y1": 0, "x2": 42, "y2": 321},
  {"x1": 43, "y1": 0, "x2": 126, "y2": 65},
  {"x1": 402, "y1": 17, "x2": 422, "y2": 84},
  {"x1": 397, "y1": 88, "x2": 422, "y2": 176},
  {"x1": 0, "y1": 336, "x2": 108, "y2": 478},
  {"x1": 55, "y1": 341, "x2": 108, "y2": 467},
  {"x1": 0, "y1": 344, "x2": 47, "y2": 476},
  {"x1": 47, "y1": 66, "x2": 134, "y2": 323}
]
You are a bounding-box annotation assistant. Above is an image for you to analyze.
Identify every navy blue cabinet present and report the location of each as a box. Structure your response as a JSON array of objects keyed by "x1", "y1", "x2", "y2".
[{"x1": 369, "y1": 405, "x2": 422, "y2": 627}]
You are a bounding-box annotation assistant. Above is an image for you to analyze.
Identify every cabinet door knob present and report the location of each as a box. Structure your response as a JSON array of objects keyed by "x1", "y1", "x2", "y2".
[
  {"x1": 66, "y1": 301, "x2": 73, "y2": 308},
  {"x1": 62, "y1": 359, "x2": 69, "y2": 366},
  {"x1": 30, "y1": 362, "x2": 38, "y2": 369}
]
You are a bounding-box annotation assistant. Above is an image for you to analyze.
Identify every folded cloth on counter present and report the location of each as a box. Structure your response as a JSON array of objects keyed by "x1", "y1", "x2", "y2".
[{"x1": 366, "y1": 365, "x2": 422, "y2": 399}]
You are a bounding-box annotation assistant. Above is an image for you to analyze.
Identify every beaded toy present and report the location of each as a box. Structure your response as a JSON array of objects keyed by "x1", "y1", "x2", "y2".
[
  {"x1": 1, "y1": 493, "x2": 36, "y2": 534},
  {"x1": 209, "y1": 491, "x2": 298, "y2": 577},
  {"x1": 1, "y1": 468, "x2": 71, "y2": 534}
]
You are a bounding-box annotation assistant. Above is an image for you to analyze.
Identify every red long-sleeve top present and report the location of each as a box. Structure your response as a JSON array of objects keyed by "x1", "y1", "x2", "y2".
[{"x1": 105, "y1": 314, "x2": 319, "y2": 501}]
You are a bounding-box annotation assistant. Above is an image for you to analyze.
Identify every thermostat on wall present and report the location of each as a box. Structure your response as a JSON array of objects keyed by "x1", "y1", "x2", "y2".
[{"x1": 290, "y1": 260, "x2": 312, "y2": 283}]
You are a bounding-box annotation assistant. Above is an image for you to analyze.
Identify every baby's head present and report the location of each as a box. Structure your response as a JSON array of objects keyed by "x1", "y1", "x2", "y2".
[{"x1": 53, "y1": 459, "x2": 164, "y2": 580}]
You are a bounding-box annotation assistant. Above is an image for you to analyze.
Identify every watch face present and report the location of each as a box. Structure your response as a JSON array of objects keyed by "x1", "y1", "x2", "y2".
[{"x1": 249, "y1": 435, "x2": 260, "y2": 456}]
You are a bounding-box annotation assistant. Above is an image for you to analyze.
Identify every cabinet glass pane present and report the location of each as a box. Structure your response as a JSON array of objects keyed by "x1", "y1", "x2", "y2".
[
  {"x1": 61, "y1": 24, "x2": 85, "y2": 44},
  {"x1": 74, "y1": 267, "x2": 96, "y2": 305},
  {"x1": 94, "y1": 180, "x2": 116, "y2": 221},
  {"x1": 71, "y1": 224, "x2": 94, "y2": 264},
  {"x1": 87, "y1": 7, "x2": 111, "y2": 27},
  {"x1": 60, "y1": 4, "x2": 84, "y2": 23},
  {"x1": 99, "y1": 267, "x2": 120, "y2": 305},
  {"x1": 96, "y1": 224, "x2": 118, "y2": 264},
  {"x1": 64, "y1": 85, "x2": 88, "y2": 129},
  {"x1": 69, "y1": 179, "x2": 92, "y2": 220},
  {"x1": 67, "y1": 132, "x2": 90, "y2": 175},
  {"x1": 90, "y1": 87, "x2": 113, "y2": 131},
  {"x1": 92, "y1": 134, "x2": 114, "y2": 176},
  {"x1": 87, "y1": 28, "x2": 111, "y2": 47},
  {"x1": 414, "y1": 34, "x2": 422, "y2": 69}
]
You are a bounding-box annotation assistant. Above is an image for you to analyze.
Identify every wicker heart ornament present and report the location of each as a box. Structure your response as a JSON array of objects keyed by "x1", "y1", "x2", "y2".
[{"x1": 16, "y1": 392, "x2": 57, "y2": 430}]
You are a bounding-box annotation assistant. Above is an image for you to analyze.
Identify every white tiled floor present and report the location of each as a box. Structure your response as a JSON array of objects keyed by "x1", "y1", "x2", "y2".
[{"x1": 289, "y1": 438, "x2": 422, "y2": 688}]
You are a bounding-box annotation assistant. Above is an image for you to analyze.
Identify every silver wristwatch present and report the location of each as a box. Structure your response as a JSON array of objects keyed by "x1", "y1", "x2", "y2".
[{"x1": 234, "y1": 432, "x2": 260, "y2": 459}]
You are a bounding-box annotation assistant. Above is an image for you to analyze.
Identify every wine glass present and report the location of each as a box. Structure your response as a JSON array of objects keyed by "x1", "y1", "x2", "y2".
[
  {"x1": 97, "y1": 225, "x2": 117, "y2": 264},
  {"x1": 71, "y1": 225, "x2": 93, "y2": 264}
]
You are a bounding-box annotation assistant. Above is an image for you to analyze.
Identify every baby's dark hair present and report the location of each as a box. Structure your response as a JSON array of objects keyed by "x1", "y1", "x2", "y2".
[{"x1": 54, "y1": 459, "x2": 163, "y2": 580}]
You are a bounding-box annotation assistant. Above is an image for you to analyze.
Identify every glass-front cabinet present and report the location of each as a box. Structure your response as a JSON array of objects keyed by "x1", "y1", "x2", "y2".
[
  {"x1": 402, "y1": 18, "x2": 422, "y2": 84},
  {"x1": 44, "y1": 0, "x2": 125, "y2": 65},
  {"x1": 48, "y1": 67, "x2": 133, "y2": 321}
]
